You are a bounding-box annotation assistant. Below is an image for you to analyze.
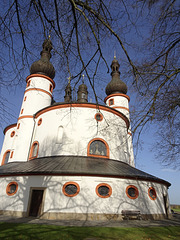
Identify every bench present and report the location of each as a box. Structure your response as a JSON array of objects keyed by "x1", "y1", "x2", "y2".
[{"x1": 122, "y1": 210, "x2": 142, "y2": 220}]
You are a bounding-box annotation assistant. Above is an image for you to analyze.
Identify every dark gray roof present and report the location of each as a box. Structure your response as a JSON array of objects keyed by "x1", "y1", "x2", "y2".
[{"x1": 0, "y1": 155, "x2": 170, "y2": 186}]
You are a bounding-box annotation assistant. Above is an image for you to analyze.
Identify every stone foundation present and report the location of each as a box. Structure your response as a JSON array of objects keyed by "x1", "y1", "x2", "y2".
[{"x1": 0, "y1": 210, "x2": 169, "y2": 221}]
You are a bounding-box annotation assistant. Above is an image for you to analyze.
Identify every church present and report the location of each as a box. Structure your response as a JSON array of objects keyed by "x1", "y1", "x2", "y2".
[{"x1": 0, "y1": 39, "x2": 171, "y2": 221}]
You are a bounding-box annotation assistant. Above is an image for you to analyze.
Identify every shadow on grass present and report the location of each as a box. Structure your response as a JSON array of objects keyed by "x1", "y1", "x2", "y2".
[{"x1": 0, "y1": 222, "x2": 180, "y2": 240}]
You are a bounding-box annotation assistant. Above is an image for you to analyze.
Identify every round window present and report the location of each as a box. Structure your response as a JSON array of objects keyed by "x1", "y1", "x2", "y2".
[
  {"x1": 6, "y1": 182, "x2": 18, "y2": 196},
  {"x1": 95, "y1": 113, "x2": 103, "y2": 121},
  {"x1": 62, "y1": 182, "x2": 80, "y2": 197},
  {"x1": 148, "y1": 187, "x2": 157, "y2": 200},
  {"x1": 96, "y1": 183, "x2": 112, "y2": 198},
  {"x1": 126, "y1": 185, "x2": 139, "y2": 199}
]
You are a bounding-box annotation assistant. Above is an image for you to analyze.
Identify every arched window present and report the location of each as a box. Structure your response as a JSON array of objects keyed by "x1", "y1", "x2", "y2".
[
  {"x1": 29, "y1": 141, "x2": 39, "y2": 160},
  {"x1": 87, "y1": 138, "x2": 109, "y2": 158},
  {"x1": 1, "y1": 150, "x2": 11, "y2": 165}
]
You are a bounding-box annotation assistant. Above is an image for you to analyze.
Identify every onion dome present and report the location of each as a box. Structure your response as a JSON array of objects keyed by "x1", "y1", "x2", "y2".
[
  {"x1": 30, "y1": 39, "x2": 55, "y2": 79},
  {"x1": 77, "y1": 83, "x2": 88, "y2": 103},
  {"x1": 105, "y1": 57, "x2": 127, "y2": 95}
]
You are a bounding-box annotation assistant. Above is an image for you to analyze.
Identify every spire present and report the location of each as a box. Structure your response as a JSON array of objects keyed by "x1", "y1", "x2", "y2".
[
  {"x1": 77, "y1": 75, "x2": 88, "y2": 103},
  {"x1": 64, "y1": 76, "x2": 72, "y2": 103},
  {"x1": 30, "y1": 39, "x2": 55, "y2": 79},
  {"x1": 105, "y1": 56, "x2": 127, "y2": 96}
]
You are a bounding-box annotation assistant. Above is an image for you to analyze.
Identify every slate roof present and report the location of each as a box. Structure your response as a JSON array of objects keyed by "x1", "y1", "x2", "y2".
[{"x1": 0, "y1": 155, "x2": 170, "y2": 186}]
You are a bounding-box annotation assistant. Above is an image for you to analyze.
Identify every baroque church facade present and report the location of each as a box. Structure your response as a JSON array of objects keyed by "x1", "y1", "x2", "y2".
[{"x1": 0, "y1": 39, "x2": 171, "y2": 220}]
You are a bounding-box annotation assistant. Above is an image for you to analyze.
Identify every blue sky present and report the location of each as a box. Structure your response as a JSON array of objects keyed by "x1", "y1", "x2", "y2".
[{"x1": 0, "y1": 79, "x2": 179, "y2": 205}]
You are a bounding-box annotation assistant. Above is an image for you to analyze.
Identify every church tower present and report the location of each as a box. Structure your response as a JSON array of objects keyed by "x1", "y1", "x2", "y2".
[
  {"x1": 0, "y1": 39, "x2": 55, "y2": 163},
  {"x1": 104, "y1": 56, "x2": 134, "y2": 166}
]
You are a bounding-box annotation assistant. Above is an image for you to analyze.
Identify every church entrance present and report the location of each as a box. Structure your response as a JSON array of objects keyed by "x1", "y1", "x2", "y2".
[{"x1": 28, "y1": 188, "x2": 45, "y2": 217}]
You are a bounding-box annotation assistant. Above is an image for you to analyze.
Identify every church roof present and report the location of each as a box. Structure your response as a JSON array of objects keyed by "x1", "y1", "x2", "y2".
[
  {"x1": 105, "y1": 57, "x2": 127, "y2": 95},
  {"x1": 0, "y1": 156, "x2": 170, "y2": 187},
  {"x1": 30, "y1": 39, "x2": 55, "y2": 79}
]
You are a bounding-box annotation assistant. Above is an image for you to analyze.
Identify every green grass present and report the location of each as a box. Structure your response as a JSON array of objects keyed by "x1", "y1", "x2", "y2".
[
  {"x1": 0, "y1": 222, "x2": 180, "y2": 240},
  {"x1": 172, "y1": 208, "x2": 180, "y2": 212}
]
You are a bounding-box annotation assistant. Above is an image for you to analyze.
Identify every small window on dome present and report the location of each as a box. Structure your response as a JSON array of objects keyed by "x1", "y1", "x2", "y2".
[
  {"x1": 109, "y1": 99, "x2": 114, "y2": 106},
  {"x1": 1, "y1": 150, "x2": 10, "y2": 165},
  {"x1": 96, "y1": 183, "x2": 112, "y2": 198},
  {"x1": 49, "y1": 84, "x2": 53, "y2": 93},
  {"x1": 62, "y1": 182, "x2": 80, "y2": 197},
  {"x1": 88, "y1": 139, "x2": 109, "y2": 158},
  {"x1": 126, "y1": 185, "x2": 139, "y2": 199},
  {"x1": 6, "y1": 182, "x2": 18, "y2": 196},
  {"x1": 148, "y1": 187, "x2": 157, "y2": 200},
  {"x1": 38, "y1": 118, "x2": 42, "y2": 126},
  {"x1": 95, "y1": 113, "x2": 103, "y2": 121},
  {"x1": 29, "y1": 141, "x2": 39, "y2": 160},
  {"x1": 26, "y1": 80, "x2": 31, "y2": 88},
  {"x1": 10, "y1": 131, "x2": 15, "y2": 137}
]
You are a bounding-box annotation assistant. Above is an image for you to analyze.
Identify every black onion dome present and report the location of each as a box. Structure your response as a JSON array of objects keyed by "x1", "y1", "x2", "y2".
[
  {"x1": 30, "y1": 39, "x2": 55, "y2": 79},
  {"x1": 105, "y1": 57, "x2": 127, "y2": 95}
]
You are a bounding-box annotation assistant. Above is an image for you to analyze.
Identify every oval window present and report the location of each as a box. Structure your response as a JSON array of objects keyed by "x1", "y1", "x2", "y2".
[
  {"x1": 62, "y1": 182, "x2": 80, "y2": 197},
  {"x1": 6, "y1": 182, "x2": 18, "y2": 196},
  {"x1": 148, "y1": 187, "x2": 157, "y2": 200},
  {"x1": 126, "y1": 185, "x2": 139, "y2": 199},
  {"x1": 10, "y1": 131, "x2": 15, "y2": 137},
  {"x1": 96, "y1": 183, "x2": 112, "y2": 198}
]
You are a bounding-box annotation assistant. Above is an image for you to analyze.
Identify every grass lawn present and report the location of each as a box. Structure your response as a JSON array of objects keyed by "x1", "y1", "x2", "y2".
[
  {"x1": 0, "y1": 222, "x2": 180, "y2": 240},
  {"x1": 172, "y1": 208, "x2": 180, "y2": 212}
]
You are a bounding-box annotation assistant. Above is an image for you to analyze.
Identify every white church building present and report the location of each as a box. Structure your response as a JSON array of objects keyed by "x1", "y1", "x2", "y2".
[{"x1": 0, "y1": 39, "x2": 171, "y2": 221}]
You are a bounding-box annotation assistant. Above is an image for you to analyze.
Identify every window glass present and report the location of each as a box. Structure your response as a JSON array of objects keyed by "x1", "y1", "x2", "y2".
[
  {"x1": 128, "y1": 187, "x2": 136, "y2": 197},
  {"x1": 4, "y1": 151, "x2": 10, "y2": 165},
  {"x1": 95, "y1": 113, "x2": 103, "y2": 121},
  {"x1": 148, "y1": 187, "x2": 157, "y2": 200},
  {"x1": 62, "y1": 182, "x2": 80, "y2": 197},
  {"x1": 126, "y1": 185, "x2": 139, "y2": 199},
  {"x1": 109, "y1": 99, "x2": 114, "y2": 105},
  {"x1": 32, "y1": 143, "x2": 38, "y2": 157},
  {"x1": 96, "y1": 183, "x2": 112, "y2": 198},
  {"x1": 98, "y1": 186, "x2": 110, "y2": 196},
  {"x1": 89, "y1": 140, "x2": 107, "y2": 156},
  {"x1": 65, "y1": 184, "x2": 77, "y2": 195},
  {"x1": 8, "y1": 184, "x2": 17, "y2": 194},
  {"x1": 6, "y1": 182, "x2": 18, "y2": 196}
]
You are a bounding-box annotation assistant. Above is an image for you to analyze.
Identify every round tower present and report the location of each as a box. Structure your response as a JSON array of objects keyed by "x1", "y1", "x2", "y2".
[
  {"x1": 1, "y1": 39, "x2": 56, "y2": 163},
  {"x1": 104, "y1": 57, "x2": 134, "y2": 166}
]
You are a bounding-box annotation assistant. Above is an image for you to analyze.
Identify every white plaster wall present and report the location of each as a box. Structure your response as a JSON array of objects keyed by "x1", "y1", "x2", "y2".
[
  {"x1": 12, "y1": 118, "x2": 35, "y2": 161},
  {"x1": 105, "y1": 95, "x2": 129, "y2": 119},
  {"x1": 0, "y1": 175, "x2": 169, "y2": 216},
  {"x1": 33, "y1": 106, "x2": 129, "y2": 162},
  {"x1": 20, "y1": 76, "x2": 53, "y2": 117},
  {"x1": 0, "y1": 126, "x2": 16, "y2": 164}
]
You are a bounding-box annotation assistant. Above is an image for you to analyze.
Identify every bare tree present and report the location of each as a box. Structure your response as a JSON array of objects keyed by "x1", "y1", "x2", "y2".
[{"x1": 0, "y1": 0, "x2": 179, "y2": 167}]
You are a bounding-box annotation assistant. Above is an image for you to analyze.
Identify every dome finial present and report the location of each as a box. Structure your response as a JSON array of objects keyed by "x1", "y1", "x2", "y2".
[
  {"x1": 30, "y1": 39, "x2": 55, "y2": 79},
  {"x1": 114, "y1": 50, "x2": 116, "y2": 59},
  {"x1": 82, "y1": 74, "x2": 85, "y2": 84}
]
